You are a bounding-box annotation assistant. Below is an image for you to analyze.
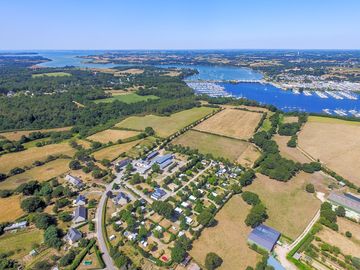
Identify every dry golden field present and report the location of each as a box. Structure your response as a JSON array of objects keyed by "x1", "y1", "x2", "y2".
[
  {"x1": 0, "y1": 143, "x2": 75, "y2": 174},
  {"x1": 0, "y1": 126, "x2": 72, "y2": 141},
  {"x1": 298, "y1": 116, "x2": 360, "y2": 186},
  {"x1": 0, "y1": 195, "x2": 24, "y2": 222},
  {"x1": 193, "y1": 109, "x2": 262, "y2": 140},
  {"x1": 87, "y1": 129, "x2": 139, "y2": 143},
  {"x1": 274, "y1": 134, "x2": 311, "y2": 163},
  {"x1": 247, "y1": 172, "x2": 322, "y2": 239},
  {"x1": 283, "y1": 116, "x2": 298, "y2": 123},
  {"x1": 236, "y1": 144, "x2": 261, "y2": 168},
  {"x1": 190, "y1": 195, "x2": 261, "y2": 270},
  {"x1": 0, "y1": 159, "x2": 70, "y2": 190},
  {"x1": 92, "y1": 140, "x2": 141, "y2": 161},
  {"x1": 116, "y1": 107, "x2": 215, "y2": 137},
  {"x1": 172, "y1": 130, "x2": 249, "y2": 162}
]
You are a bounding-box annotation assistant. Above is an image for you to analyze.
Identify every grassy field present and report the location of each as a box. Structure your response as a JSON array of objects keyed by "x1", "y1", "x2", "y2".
[
  {"x1": 283, "y1": 116, "x2": 298, "y2": 123},
  {"x1": 0, "y1": 143, "x2": 75, "y2": 174},
  {"x1": 0, "y1": 195, "x2": 24, "y2": 223},
  {"x1": 172, "y1": 130, "x2": 249, "y2": 162},
  {"x1": 116, "y1": 107, "x2": 215, "y2": 137},
  {"x1": 0, "y1": 126, "x2": 72, "y2": 141},
  {"x1": 236, "y1": 144, "x2": 261, "y2": 168},
  {"x1": 193, "y1": 109, "x2": 262, "y2": 140},
  {"x1": 274, "y1": 134, "x2": 311, "y2": 163},
  {"x1": 298, "y1": 116, "x2": 360, "y2": 186},
  {"x1": 246, "y1": 172, "x2": 322, "y2": 239},
  {"x1": 87, "y1": 129, "x2": 139, "y2": 143},
  {"x1": 94, "y1": 93, "x2": 159, "y2": 104},
  {"x1": 0, "y1": 229, "x2": 43, "y2": 260},
  {"x1": 32, "y1": 72, "x2": 72, "y2": 78},
  {"x1": 0, "y1": 159, "x2": 70, "y2": 190},
  {"x1": 190, "y1": 195, "x2": 261, "y2": 269},
  {"x1": 126, "y1": 136, "x2": 157, "y2": 158},
  {"x1": 92, "y1": 140, "x2": 141, "y2": 161}
]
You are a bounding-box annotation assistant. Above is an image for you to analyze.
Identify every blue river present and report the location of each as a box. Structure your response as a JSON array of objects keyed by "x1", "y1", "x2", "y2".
[{"x1": 31, "y1": 51, "x2": 360, "y2": 115}]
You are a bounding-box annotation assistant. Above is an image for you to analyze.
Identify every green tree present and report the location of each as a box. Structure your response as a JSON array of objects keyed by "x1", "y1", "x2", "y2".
[
  {"x1": 205, "y1": 252, "x2": 223, "y2": 270},
  {"x1": 305, "y1": 183, "x2": 315, "y2": 193},
  {"x1": 69, "y1": 160, "x2": 81, "y2": 170},
  {"x1": 335, "y1": 206, "x2": 346, "y2": 217},
  {"x1": 242, "y1": 191, "x2": 260, "y2": 205},
  {"x1": 44, "y1": 225, "x2": 62, "y2": 249},
  {"x1": 34, "y1": 213, "x2": 56, "y2": 230},
  {"x1": 21, "y1": 196, "x2": 45, "y2": 213},
  {"x1": 245, "y1": 203, "x2": 268, "y2": 228},
  {"x1": 151, "y1": 163, "x2": 160, "y2": 173},
  {"x1": 197, "y1": 210, "x2": 215, "y2": 227}
]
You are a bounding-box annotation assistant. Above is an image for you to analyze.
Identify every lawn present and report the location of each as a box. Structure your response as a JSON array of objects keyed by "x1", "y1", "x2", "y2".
[
  {"x1": 0, "y1": 195, "x2": 24, "y2": 223},
  {"x1": 172, "y1": 130, "x2": 249, "y2": 162},
  {"x1": 32, "y1": 72, "x2": 71, "y2": 78},
  {"x1": 92, "y1": 140, "x2": 141, "y2": 161},
  {"x1": 0, "y1": 143, "x2": 75, "y2": 174},
  {"x1": 193, "y1": 108, "x2": 263, "y2": 140},
  {"x1": 0, "y1": 229, "x2": 43, "y2": 260},
  {"x1": 0, "y1": 159, "x2": 70, "y2": 190},
  {"x1": 87, "y1": 129, "x2": 139, "y2": 143},
  {"x1": 116, "y1": 107, "x2": 216, "y2": 137},
  {"x1": 246, "y1": 172, "x2": 322, "y2": 239},
  {"x1": 94, "y1": 93, "x2": 159, "y2": 104},
  {"x1": 298, "y1": 116, "x2": 360, "y2": 186},
  {"x1": 0, "y1": 126, "x2": 72, "y2": 141},
  {"x1": 190, "y1": 195, "x2": 261, "y2": 270}
]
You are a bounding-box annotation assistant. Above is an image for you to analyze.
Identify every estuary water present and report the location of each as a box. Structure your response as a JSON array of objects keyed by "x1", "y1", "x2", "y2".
[{"x1": 33, "y1": 51, "x2": 360, "y2": 115}]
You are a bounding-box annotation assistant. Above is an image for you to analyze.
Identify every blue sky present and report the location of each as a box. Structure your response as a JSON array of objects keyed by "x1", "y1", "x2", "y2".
[{"x1": 1, "y1": 0, "x2": 359, "y2": 50}]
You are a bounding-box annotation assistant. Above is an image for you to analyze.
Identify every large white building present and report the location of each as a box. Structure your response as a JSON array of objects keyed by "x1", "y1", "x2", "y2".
[{"x1": 327, "y1": 192, "x2": 360, "y2": 221}]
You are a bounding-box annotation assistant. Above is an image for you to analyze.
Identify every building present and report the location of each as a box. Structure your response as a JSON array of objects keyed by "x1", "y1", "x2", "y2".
[
  {"x1": 73, "y1": 195, "x2": 87, "y2": 206},
  {"x1": 73, "y1": 205, "x2": 87, "y2": 223},
  {"x1": 248, "y1": 224, "x2": 281, "y2": 252},
  {"x1": 187, "y1": 262, "x2": 201, "y2": 270},
  {"x1": 154, "y1": 154, "x2": 173, "y2": 170},
  {"x1": 151, "y1": 188, "x2": 167, "y2": 201},
  {"x1": 65, "y1": 228, "x2": 82, "y2": 245},
  {"x1": 267, "y1": 256, "x2": 286, "y2": 270},
  {"x1": 145, "y1": 151, "x2": 159, "y2": 161},
  {"x1": 113, "y1": 192, "x2": 131, "y2": 206},
  {"x1": 65, "y1": 174, "x2": 84, "y2": 189},
  {"x1": 327, "y1": 192, "x2": 360, "y2": 221},
  {"x1": 116, "y1": 158, "x2": 131, "y2": 170},
  {"x1": 4, "y1": 221, "x2": 27, "y2": 232}
]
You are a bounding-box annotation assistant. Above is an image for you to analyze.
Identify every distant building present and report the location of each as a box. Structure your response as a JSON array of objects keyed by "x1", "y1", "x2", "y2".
[
  {"x1": 151, "y1": 188, "x2": 166, "y2": 201},
  {"x1": 116, "y1": 158, "x2": 131, "y2": 170},
  {"x1": 267, "y1": 256, "x2": 286, "y2": 270},
  {"x1": 65, "y1": 228, "x2": 82, "y2": 245},
  {"x1": 113, "y1": 192, "x2": 131, "y2": 206},
  {"x1": 327, "y1": 192, "x2": 360, "y2": 221},
  {"x1": 145, "y1": 151, "x2": 159, "y2": 161},
  {"x1": 73, "y1": 195, "x2": 87, "y2": 206},
  {"x1": 154, "y1": 154, "x2": 173, "y2": 170},
  {"x1": 4, "y1": 221, "x2": 27, "y2": 232},
  {"x1": 65, "y1": 174, "x2": 84, "y2": 189},
  {"x1": 73, "y1": 205, "x2": 87, "y2": 223},
  {"x1": 248, "y1": 224, "x2": 281, "y2": 252}
]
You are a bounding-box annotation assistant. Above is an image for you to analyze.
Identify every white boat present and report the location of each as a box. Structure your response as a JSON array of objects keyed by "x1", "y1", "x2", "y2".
[
  {"x1": 325, "y1": 91, "x2": 343, "y2": 100},
  {"x1": 322, "y1": 109, "x2": 332, "y2": 115},
  {"x1": 334, "y1": 109, "x2": 347, "y2": 116},
  {"x1": 315, "y1": 91, "x2": 328, "y2": 98},
  {"x1": 303, "y1": 90, "x2": 312, "y2": 96}
]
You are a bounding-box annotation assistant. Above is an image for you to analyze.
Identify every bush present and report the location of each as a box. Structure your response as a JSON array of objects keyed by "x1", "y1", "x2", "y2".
[
  {"x1": 305, "y1": 183, "x2": 315, "y2": 193},
  {"x1": 33, "y1": 213, "x2": 56, "y2": 230},
  {"x1": 21, "y1": 196, "x2": 45, "y2": 213},
  {"x1": 242, "y1": 191, "x2": 260, "y2": 205},
  {"x1": 345, "y1": 231, "x2": 352, "y2": 238},
  {"x1": 205, "y1": 252, "x2": 223, "y2": 270}
]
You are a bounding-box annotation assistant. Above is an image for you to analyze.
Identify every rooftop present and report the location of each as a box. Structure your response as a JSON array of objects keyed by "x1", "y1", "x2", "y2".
[
  {"x1": 328, "y1": 192, "x2": 360, "y2": 214},
  {"x1": 248, "y1": 224, "x2": 281, "y2": 251}
]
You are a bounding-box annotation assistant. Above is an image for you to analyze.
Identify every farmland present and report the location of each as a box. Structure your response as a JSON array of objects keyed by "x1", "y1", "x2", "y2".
[
  {"x1": 92, "y1": 140, "x2": 141, "y2": 161},
  {"x1": 0, "y1": 195, "x2": 24, "y2": 222},
  {"x1": 31, "y1": 72, "x2": 72, "y2": 78},
  {"x1": 94, "y1": 93, "x2": 159, "y2": 104},
  {"x1": 298, "y1": 116, "x2": 360, "y2": 186},
  {"x1": 274, "y1": 134, "x2": 311, "y2": 163},
  {"x1": 87, "y1": 129, "x2": 139, "y2": 143},
  {"x1": 0, "y1": 143, "x2": 75, "y2": 174},
  {"x1": 0, "y1": 229, "x2": 43, "y2": 260},
  {"x1": 0, "y1": 159, "x2": 70, "y2": 190},
  {"x1": 246, "y1": 172, "x2": 322, "y2": 239},
  {"x1": 0, "y1": 126, "x2": 72, "y2": 141},
  {"x1": 236, "y1": 144, "x2": 261, "y2": 168},
  {"x1": 193, "y1": 108, "x2": 263, "y2": 140},
  {"x1": 190, "y1": 195, "x2": 261, "y2": 270},
  {"x1": 116, "y1": 107, "x2": 215, "y2": 137},
  {"x1": 172, "y1": 130, "x2": 249, "y2": 162}
]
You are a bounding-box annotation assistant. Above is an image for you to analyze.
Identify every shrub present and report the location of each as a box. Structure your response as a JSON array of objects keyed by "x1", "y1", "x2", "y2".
[
  {"x1": 305, "y1": 183, "x2": 315, "y2": 193},
  {"x1": 205, "y1": 252, "x2": 223, "y2": 270}
]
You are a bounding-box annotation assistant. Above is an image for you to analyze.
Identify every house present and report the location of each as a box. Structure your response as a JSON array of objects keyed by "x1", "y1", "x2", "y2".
[
  {"x1": 188, "y1": 195, "x2": 197, "y2": 201},
  {"x1": 113, "y1": 192, "x2": 131, "y2": 206},
  {"x1": 327, "y1": 192, "x2": 360, "y2": 221},
  {"x1": 65, "y1": 174, "x2": 84, "y2": 189},
  {"x1": 154, "y1": 154, "x2": 174, "y2": 170},
  {"x1": 267, "y1": 256, "x2": 285, "y2": 270},
  {"x1": 181, "y1": 255, "x2": 191, "y2": 267},
  {"x1": 248, "y1": 224, "x2": 281, "y2": 252},
  {"x1": 185, "y1": 216, "x2": 193, "y2": 225},
  {"x1": 4, "y1": 221, "x2": 27, "y2": 232},
  {"x1": 73, "y1": 206, "x2": 87, "y2": 223},
  {"x1": 175, "y1": 207, "x2": 183, "y2": 215},
  {"x1": 145, "y1": 151, "x2": 159, "y2": 162},
  {"x1": 106, "y1": 190, "x2": 113, "y2": 198},
  {"x1": 181, "y1": 201, "x2": 190, "y2": 208},
  {"x1": 65, "y1": 228, "x2": 82, "y2": 245},
  {"x1": 116, "y1": 158, "x2": 131, "y2": 170},
  {"x1": 73, "y1": 195, "x2": 87, "y2": 206},
  {"x1": 151, "y1": 188, "x2": 167, "y2": 201}
]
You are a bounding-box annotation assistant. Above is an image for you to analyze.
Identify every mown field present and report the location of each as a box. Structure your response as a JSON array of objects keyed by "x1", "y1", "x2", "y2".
[
  {"x1": 0, "y1": 195, "x2": 24, "y2": 223},
  {"x1": 0, "y1": 126, "x2": 72, "y2": 141},
  {"x1": 274, "y1": 134, "x2": 311, "y2": 163},
  {"x1": 87, "y1": 129, "x2": 139, "y2": 143},
  {"x1": 0, "y1": 159, "x2": 70, "y2": 190},
  {"x1": 92, "y1": 140, "x2": 141, "y2": 161},
  {"x1": 193, "y1": 108, "x2": 262, "y2": 140},
  {"x1": 298, "y1": 116, "x2": 360, "y2": 186},
  {"x1": 32, "y1": 72, "x2": 72, "y2": 78},
  {"x1": 0, "y1": 143, "x2": 75, "y2": 174},
  {"x1": 116, "y1": 107, "x2": 215, "y2": 137},
  {"x1": 172, "y1": 130, "x2": 249, "y2": 162},
  {"x1": 94, "y1": 93, "x2": 159, "y2": 104},
  {"x1": 190, "y1": 195, "x2": 261, "y2": 270},
  {"x1": 0, "y1": 229, "x2": 43, "y2": 260},
  {"x1": 246, "y1": 172, "x2": 322, "y2": 239},
  {"x1": 236, "y1": 144, "x2": 261, "y2": 168}
]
